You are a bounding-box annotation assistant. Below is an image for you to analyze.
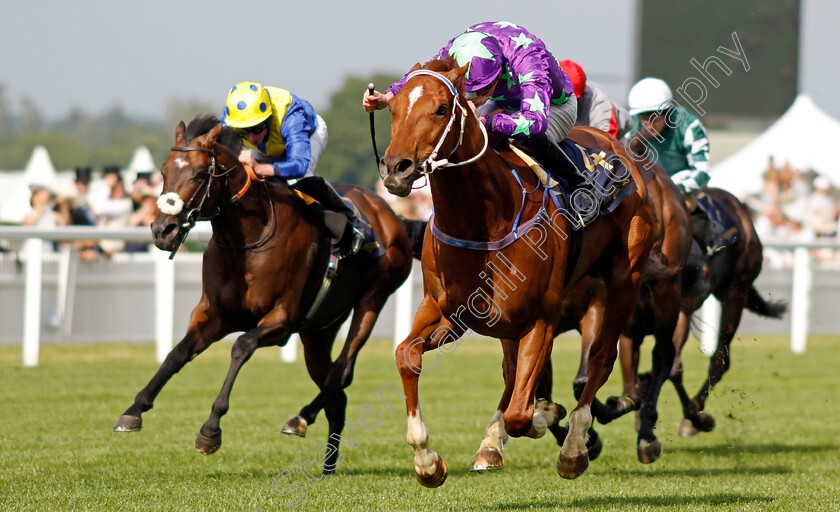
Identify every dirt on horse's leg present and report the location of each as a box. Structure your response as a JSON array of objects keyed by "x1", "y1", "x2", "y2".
[
  {"x1": 114, "y1": 312, "x2": 224, "y2": 432},
  {"x1": 196, "y1": 309, "x2": 289, "y2": 455},
  {"x1": 395, "y1": 297, "x2": 459, "y2": 488}
]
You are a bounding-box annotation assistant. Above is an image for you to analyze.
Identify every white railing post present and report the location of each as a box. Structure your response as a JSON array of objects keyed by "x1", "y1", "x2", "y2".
[
  {"x1": 700, "y1": 296, "x2": 721, "y2": 356},
  {"x1": 394, "y1": 264, "x2": 415, "y2": 350},
  {"x1": 790, "y1": 246, "x2": 812, "y2": 354},
  {"x1": 23, "y1": 239, "x2": 43, "y2": 367},
  {"x1": 154, "y1": 249, "x2": 175, "y2": 363}
]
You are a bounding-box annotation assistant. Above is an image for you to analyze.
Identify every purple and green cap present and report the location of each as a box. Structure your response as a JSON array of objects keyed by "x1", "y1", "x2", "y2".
[{"x1": 448, "y1": 31, "x2": 503, "y2": 93}]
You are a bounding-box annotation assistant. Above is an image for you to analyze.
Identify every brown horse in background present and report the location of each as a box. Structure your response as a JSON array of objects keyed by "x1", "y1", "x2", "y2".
[
  {"x1": 612, "y1": 187, "x2": 787, "y2": 437},
  {"x1": 113, "y1": 115, "x2": 415, "y2": 474},
  {"x1": 379, "y1": 59, "x2": 656, "y2": 486}
]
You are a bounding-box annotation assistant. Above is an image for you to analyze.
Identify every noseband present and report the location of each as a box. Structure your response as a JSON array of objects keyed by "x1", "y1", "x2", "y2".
[
  {"x1": 404, "y1": 70, "x2": 489, "y2": 174},
  {"x1": 162, "y1": 144, "x2": 274, "y2": 258}
]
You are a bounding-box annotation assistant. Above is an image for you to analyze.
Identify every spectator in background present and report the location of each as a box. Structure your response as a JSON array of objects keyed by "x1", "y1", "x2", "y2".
[
  {"x1": 63, "y1": 166, "x2": 101, "y2": 261},
  {"x1": 22, "y1": 183, "x2": 67, "y2": 255},
  {"x1": 754, "y1": 204, "x2": 803, "y2": 268},
  {"x1": 130, "y1": 171, "x2": 158, "y2": 209},
  {"x1": 91, "y1": 165, "x2": 133, "y2": 256},
  {"x1": 124, "y1": 189, "x2": 159, "y2": 253}
]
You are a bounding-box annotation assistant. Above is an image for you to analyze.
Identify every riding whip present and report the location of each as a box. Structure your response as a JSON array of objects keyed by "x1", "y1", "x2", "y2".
[{"x1": 368, "y1": 83, "x2": 381, "y2": 166}]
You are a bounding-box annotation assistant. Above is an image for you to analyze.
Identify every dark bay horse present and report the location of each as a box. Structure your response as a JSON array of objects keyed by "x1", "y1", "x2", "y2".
[
  {"x1": 379, "y1": 59, "x2": 657, "y2": 486},
  {"x1": 571, "y1": 187, "x2": 786, "y2": 439},
  {"x1": 113, "y1": 115, "x2": 415, "y2": 473},
  {"x1": 637, "y1": 187, "x2": 786, "y2": 437}
]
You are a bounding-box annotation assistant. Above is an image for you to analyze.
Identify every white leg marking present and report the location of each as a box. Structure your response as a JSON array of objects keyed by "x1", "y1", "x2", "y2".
[
  {"x1": 407, "y1": 410, "x2": 438, "y2": 475},
  {"x1": 407, "y1": 85, "x2": 423, "y2": 117},
  {"x1": 478, "y1": 409, "x2": 509, "y2": 453},
  {"x1": 561, "y1": 406, "x2": 593, "y2": 458}
]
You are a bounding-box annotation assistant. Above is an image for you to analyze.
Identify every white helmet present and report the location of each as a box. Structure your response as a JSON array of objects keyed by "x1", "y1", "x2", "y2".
[{"x1": 628, "y1": 77, "x2": 673, "y2": 115}]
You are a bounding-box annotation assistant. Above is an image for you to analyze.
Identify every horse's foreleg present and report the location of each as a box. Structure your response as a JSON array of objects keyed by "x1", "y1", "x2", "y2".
[
  {"x1": 472, "y1": 338, "x2": 516, "y2": 471},
  {"x1": 196, "y1": 308, "x2": 290, "y2": 455},
  {"x1": 560, "y1": 281, "x2": 640, "y2": 479},
  {"x1": 395, "y1": 297, "x2": 461, "y2": 488},
  {"x1": 114, "y1": 307, "x2": 226, "y2": 432},
  {"x1": 668, "y1": 311, "x2": 710, "y2": 437},
  {"x1": 502, "y1": 322, "x2": 554, "y2": 438}
]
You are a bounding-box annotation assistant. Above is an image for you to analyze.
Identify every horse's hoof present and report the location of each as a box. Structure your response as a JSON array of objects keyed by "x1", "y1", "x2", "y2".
[
  {"x1": 637, "y1": 438, "x2": 663, "y2": 464},
  {"x1": 606, "y1": 395, "x2": 639, "y2": 416},
  {"x1": 470, "y1": 448, "x2": 503, "y2": 471},
  {"x1": 586, "y1": 430, "x2": 603, "y2": 462},
  {"x1": 195, "y1": 432, "x2": 222, "y2": 455},
  {"x1": 281, "y1": 415, "x2": 308, "y2": 437},
  {"x1": 557, "y1": 451, "x2": 589, "y2": 479},
  {"x1": 415, "y1": 458, "x2": 448, "y2": 488},
  {"x1": 679, "y1": 418, "x2": 700, "y2": 437},
  {"x1": 113, "y1": 415, "x2": 142, "y2": 432},
  {"x1": 694, "y1": 412, "x2": 715, "y2": 432}
]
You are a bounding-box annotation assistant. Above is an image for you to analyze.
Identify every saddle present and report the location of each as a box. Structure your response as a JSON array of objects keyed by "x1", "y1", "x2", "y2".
[{"x1": 509, "y1": 139, "x2": 637, "y2": 230}]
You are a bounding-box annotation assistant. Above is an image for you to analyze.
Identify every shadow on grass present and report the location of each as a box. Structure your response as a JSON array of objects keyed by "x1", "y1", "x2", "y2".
[
  {"x1": 622, "y1": 464, "x2": 791, "y2": 477},
  {"x1": 489, "y1": 493, "x2": 775, "y2": 510},
  {"x1": 668, "y1": 442, "x2": 838, "y2": 456}
]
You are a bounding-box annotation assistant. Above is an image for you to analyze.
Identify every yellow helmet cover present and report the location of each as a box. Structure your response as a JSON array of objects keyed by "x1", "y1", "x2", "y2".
[{"x1": 224, "y1": 82, "x2": 273, "y2": 128}]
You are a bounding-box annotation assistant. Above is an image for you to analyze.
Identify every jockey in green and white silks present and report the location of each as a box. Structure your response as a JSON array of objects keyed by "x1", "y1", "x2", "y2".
[{"x1": 625, "y1": 77, "x2": 711, "y2": 194}]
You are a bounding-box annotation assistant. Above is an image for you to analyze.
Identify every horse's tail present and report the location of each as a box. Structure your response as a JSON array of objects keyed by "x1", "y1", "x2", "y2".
[
  {"x1": 746, "y1": 286, "x2": 787, "y2": 319},
  {"x1": 399, "y1": 217, "x2": 427, "y2": 260},
  {"x1": 641, "y1": 249, "x2": 682, "y2": 283}
]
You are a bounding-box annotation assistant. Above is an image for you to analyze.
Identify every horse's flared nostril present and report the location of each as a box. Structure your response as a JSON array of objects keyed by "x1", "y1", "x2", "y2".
[{"x1": 395, "y1": 158, "x2": 415, "y2": 175}]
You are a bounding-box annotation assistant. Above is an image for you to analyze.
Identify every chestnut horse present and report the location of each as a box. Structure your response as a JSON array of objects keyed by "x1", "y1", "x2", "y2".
[
  {"x1": 496, "y1": 153, "x2": 692, "y2": 467},
  {"x1": 113, "y1": 115, "x2": 415, "y2": 474},
  {"x1": 379, "y1": 59, "x2": 656, "y2": 486}
]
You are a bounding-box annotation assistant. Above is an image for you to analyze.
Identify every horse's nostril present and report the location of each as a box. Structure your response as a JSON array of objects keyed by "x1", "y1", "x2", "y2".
[
  {"x1": 396, "y1": 159, "x2": 414, "y2": 175},
  {"x1": 162, "y1": 223, "x2": 177, "y2": 239}
]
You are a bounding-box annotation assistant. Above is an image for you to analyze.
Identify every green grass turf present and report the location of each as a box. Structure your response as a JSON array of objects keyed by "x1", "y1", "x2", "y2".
[{"x1": 1, "y1": 334, "x2": 838, "y2": 511}]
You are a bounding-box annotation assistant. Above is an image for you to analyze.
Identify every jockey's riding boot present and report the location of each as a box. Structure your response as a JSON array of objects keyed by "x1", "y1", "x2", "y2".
[
  {"x1": 294, "y1": 176, "x2": 364, "y2": 257},
  {"x1": 690, "y1": 206, "x2": 714, "y2": 255},
  {"x1": 514, "y1": 135, "x2": 589, "y2": 191}
]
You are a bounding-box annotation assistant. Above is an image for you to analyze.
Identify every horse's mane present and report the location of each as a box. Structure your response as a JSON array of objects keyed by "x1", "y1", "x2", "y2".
[
  {"x1": 184, "y1": 114, "x2": 242, "y2": 154},
  {"x1": 421, "y1": 56, "x2": 459, "y2": 73}
]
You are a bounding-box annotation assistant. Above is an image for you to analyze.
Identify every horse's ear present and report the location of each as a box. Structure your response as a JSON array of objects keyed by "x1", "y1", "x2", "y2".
[
  {"x1": 446, "y1": 63, "x2": 470, "y2": 94},
  {"x1": 410, "y1": 62, "x2": 422, "y2": 72},
  {"x1": 202, "y1": 123, "x2": 223, "y2": 147},
  {"x1": 175, "y1": 121, "x2": 186, "y2": 144}
]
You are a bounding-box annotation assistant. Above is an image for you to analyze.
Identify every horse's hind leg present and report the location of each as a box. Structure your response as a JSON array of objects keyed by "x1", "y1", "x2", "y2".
[
  {"x1": 635, "y1": 279, "x2": 679, "y2": 464},
  {"x1": 288, "y1": 287, "x2": 392, "y2": 433},
  {"x1": 114, "y1": 309, "x2": 226, "y2": 432},
  {"x1": 687, "y1": 285, "x2": 749, "y2": 434},
  {"x1": 196, "y1": 309, "x2": 290, "y2": 455},
  {"x1": 281, "y1": 320, "x2": 344, "y2": 437}
]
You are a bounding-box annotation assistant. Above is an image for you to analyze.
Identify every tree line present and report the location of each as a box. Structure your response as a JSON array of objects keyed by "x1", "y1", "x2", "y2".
[{"x1": 0, "y1": 73, "x2": 398, "y2": 188}]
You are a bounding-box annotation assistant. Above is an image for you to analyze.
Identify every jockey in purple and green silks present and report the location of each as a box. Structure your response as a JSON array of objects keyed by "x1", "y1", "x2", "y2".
[{"x1": 388, "y1": 21, "x2": 577, "y2": 143}]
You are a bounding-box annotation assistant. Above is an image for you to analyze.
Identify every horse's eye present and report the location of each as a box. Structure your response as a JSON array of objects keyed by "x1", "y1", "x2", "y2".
[
  {"x1": 191, "y1": 170, "x2": 208, "y2": 182},
  {"x1": 435, "y1": 104, "x2": 448, "y2": 117}
]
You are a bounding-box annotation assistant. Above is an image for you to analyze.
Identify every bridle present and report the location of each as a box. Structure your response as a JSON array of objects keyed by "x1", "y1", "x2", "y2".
[
  {"x1": 404, "y1": 70, "x2": 489, "y2": 175},
  {"x1": 162, "y1": 144, "x2": 275, "y2": 258}
]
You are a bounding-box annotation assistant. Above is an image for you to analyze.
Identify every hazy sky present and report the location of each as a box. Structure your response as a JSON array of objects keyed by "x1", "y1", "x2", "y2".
[{"x1": 1, "y1": 0, "x2": 637, "y2": 121}]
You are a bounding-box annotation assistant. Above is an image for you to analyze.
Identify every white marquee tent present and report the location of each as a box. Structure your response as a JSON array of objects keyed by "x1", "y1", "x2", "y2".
[{"x1": 709, "y1": 94, "x2": 840, "y2": 198}]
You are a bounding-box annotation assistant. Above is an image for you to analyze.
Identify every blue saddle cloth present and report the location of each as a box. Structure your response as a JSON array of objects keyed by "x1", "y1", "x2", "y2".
[
  {"x1": 545, "y1": 139, "x2": 638, "y2": 229},
  {"x1": 694, "y1": 190, "x2": 740, "y2": 254}
]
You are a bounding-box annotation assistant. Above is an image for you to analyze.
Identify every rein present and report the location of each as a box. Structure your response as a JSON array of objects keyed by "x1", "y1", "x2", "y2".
[{"x1": 163, "y1": 145, "x2": 275, "y2": 258}]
